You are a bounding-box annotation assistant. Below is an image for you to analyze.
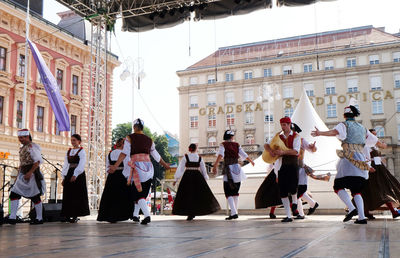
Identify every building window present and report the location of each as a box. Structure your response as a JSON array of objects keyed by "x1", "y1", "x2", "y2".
[
  {"x1": 372, "y1": 100, "x2": 383, "y2": 114},
  {"x1": 225, "y1": 73, "x2": 234, "y2": 82},
  {"x1": 0, "y1": 47, "x2": 6, "y2": 71},
  {"x1": 394, "y1": 52, "x2": 400, "y2": 63},
  {"x1": 207, "y1": 93, "x2": 216, "y2": 106},
  {"x1": 55, "y1": 121, "x2": 60, "y2": 135},
  {"x1": 284, "y1": 108, "x2": 293, "y2": 117},
  {"x1": 394, "y1": 74, "x2": 400, "y2": 88},
  {"x1": 36, "y1": 106, "x2": 44, "y2": 132},
  {"x1": 72, "y1": 75, "x2": 79, "y2": 95},
  {"x1": 326, "y1": 104, "x2": 337, "y2": 118},
  {"x1": 18, "y1": 54, "x2": 25, "y2": 77},
  {"x1": 325, "y1": 81, "x2": 336, "y2": 95},
  {"x1": 244, "y1": 70, "x2": 253, "y2": 80},
  {"x1": 190, "y1": 137, "x2": 199, "y2": 144},
  {"x1": 283, "y1": 65, "x2": 292, "y2": 75},
  {"x1": 304, "y1": 83, "x2": 314, "y2": 97},
  {"x1": 226, "y1": 114, "x2": 235, "y2": 126},
  {"x1": 369, "y1": 55, "x2": 379, "y2": 65},
  {"x1": 303, "y1": 63, "x2": 312, "y2": 73},
  {"x1": 207, "y1": 75, "x2": 216, "y2": 84},
  {"x1": 324, "y1": 60, "x2": 334, "y2": 70},
  {"x1": 264, "y1": 68, "x2": 272, "y2": 77},
  {"x1": 0, "y1": 96, "x2": 3, "y2": 124},
  {"x1": 16, "y1": 100, "x2": 23, "y2": 129},
  {"x1": 370, "y1": 76, "x2": 382, "y2": 91},
  {"x1": 189, "y1": 77, "x2": 198, "y2": 85},
  {"x1": 208, "y1": 114, "x2": 216, "y2": 128},
  {"x1": 347, "y1": 78, "x2": 358, "y2": 93},
  {"x1": 71, "y1": 115, "x2": 77, "y2": 135},
  {"x1": 189, "y1": 116, "x2": 198, "y2": 128},
  {"x1": 245, "y1": 112, "x2": 254, "y2": 124},
  {"x1": 245, "y1": 134, "x2": 255, "y2": 145},
  {"x1": 283, "y1": 86, "x2": 293, "y2": 99},
  {"x1": 225, "y1": 92, "x2": 234, "y2": 104},
  {"x1": 264, "y1": 110, "x2": 273, "y2": 122},
  {"x1": 56, "y1": 69, "x2": 63, "y2": 90},
  {"x1": 208, "y1": 136, "x2": 217, "y2": 147},
  {"x1": 374, "y1": 126, "x2": 385, "y2": 137},
  {"x1": 243, "y1": 89, "x2": 254, "y2": 102},
  {"x1": 346, "y1": 57, "x2": 356, "y2": 68},
  {"x1": 189, "y1": 95, "x2": 198, "y2": 108}
]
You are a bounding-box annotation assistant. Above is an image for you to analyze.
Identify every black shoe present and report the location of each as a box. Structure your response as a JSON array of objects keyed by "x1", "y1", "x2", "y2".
[
  {"x1": 392, "y1": 210, "x2": 400, "y2": 219},
  {"x1": 132, "y1": 216, "x2": 140, "y2": 222},
  {"x1": 291, "y1": 204, "x2": 299, "y2": 216},
  {"x1": 354, "y1": 219, "x2": 367, "y2": 224},
  {"x1": 281, "y1": 217, "x2": 293, "y2": 223},
  {"x1": 186, "y1": 216, "x2": 195, "y2": 221},
  {"x1": 30, "y1": 219, "x2": 43, "y2": 225},
  {"x1": 366, "y1": 214, "x2": 376, "y2": 220},
  {"x1": 141, "y1": 216, "x2": 151, "y2": 225},
  {"x1": 294, "y1": 215, "x2": 305, "y2": 220},
  {"x1": 308, "y1": 202, "x2": 319, "y2": 215},
  {"x1": 7, "y1": 218, "x2": 16, "y2": 225},
  {"x1": 269, "y1": 213, "x2": 276, "y2": 219},
  {"x1": 225, "y1": 214, "x2": 238, "y2": 220},
  {"x1": 69, "y1": 217, "x2": 79, "y2": 223},
  {"x1": 343, "y1": 209, "x2": 358, "y2": 222}
]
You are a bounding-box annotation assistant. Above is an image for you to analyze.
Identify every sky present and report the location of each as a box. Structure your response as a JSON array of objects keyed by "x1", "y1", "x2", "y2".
[{"x1": 43, "y1": 0, "x2": 400, "y2": 137}]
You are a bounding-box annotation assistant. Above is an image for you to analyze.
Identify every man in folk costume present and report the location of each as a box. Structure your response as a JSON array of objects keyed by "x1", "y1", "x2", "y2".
[
  {"x1": 8, "y1": 129, "x2": 46, "y2": 225},
  {"x1": 265, "y1": 117, "x2": 301, "y2": 222},
  {"x1": 108, "y1": 119, "x2": 169, "y2": 225},
  {"x1": 312, "y1": 105, "x2": 380, "y2": 224},
  {"x1": 212, "y1": 130, "x2": 254, "y2": 220}
]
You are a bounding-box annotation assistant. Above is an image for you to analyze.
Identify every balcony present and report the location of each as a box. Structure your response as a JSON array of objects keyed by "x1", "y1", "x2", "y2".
[
  {"x1": 242, "y1": 144, "x2": 260, "y2": 153},
  {"x1": 199, "y1": 146, "x2": 218, "y2": 155}
]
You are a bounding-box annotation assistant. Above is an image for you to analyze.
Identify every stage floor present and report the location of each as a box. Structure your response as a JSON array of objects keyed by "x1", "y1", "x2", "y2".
[{"x1": 0, "y1": 214, "x2": 396, "y2": 257}]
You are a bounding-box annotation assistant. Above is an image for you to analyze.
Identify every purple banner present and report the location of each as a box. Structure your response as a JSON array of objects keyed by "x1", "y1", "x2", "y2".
[{"x1": 28, "y1": 39, "x2": 70, "y2": 131}]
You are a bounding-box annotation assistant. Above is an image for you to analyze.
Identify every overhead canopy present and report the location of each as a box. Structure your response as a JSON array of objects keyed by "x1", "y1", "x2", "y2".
[{"x1": 56, "y1": 0, "x2": 335, "y2": 32}]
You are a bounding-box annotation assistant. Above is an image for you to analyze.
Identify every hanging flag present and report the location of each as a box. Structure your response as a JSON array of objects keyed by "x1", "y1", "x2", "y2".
[{"x1": 27, "y1": 39, "x2": 70, "y2": 131}]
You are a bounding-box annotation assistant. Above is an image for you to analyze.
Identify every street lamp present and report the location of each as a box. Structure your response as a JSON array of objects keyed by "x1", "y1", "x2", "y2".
[{"x1": 258, "y1": 83, "x2": 281, "y2": 142}]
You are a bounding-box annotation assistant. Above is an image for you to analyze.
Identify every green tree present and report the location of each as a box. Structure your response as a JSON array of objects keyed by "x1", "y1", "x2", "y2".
[{"x1": 111, "y1": 122, "x2": 132, "y2": 145}]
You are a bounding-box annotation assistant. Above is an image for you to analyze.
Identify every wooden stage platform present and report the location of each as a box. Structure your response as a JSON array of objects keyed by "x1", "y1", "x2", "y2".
[{"x1": 0, "y1": 214, "x2": 396, "y2": 257}]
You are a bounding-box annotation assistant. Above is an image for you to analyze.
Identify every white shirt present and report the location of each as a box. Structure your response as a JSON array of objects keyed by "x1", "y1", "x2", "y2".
[
  {"x1": 28, "y1": 142, "x2": 43, "y2": 164},
  {"x1": 61, "y1": 148, "x2": 86, "y2": 178},
  {"x1": 106, "y1": 149, "x2": 130, "y2": 172},
  {"x1": 174, "y1": 153, "x2": 208, "y2": 181},
  {"x1": 216, "y1": 143, "x2": 248, "y2": 160},
  {"x1": 298, "y1": 138, "x2": 315, "y2": 185}
]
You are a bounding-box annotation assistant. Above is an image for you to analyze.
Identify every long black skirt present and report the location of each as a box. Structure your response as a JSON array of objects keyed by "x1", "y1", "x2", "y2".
[
  {"x1": 362, "y1": 163, "x2": 400, "y2": 211},
  {"x1": 173, "y1": 170, "x2": 221, "y2": 216},
  {"x1": 255, "y1": 171, "x2": 282, "y2": 209},
  {"x1": 61, "y1": 169, "x2": 90, "y2": 218},
  {"x1": 97, "y1": 170, "x2": 134, "y2": 222}
]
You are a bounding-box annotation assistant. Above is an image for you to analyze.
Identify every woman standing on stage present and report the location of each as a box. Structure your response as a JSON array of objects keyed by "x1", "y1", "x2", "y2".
[
  {"x1": 97, "y1": 138, "x2": 134, "y2": 223},
  {"x1": 61, "y1": 134, "x2": 90, "y2": 223},
  {"x1": 172, "y1": 144, "x2": 220, "y2": 221}
]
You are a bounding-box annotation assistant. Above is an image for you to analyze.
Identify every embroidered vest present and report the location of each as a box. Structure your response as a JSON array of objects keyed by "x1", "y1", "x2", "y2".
[
  {"x1": 19, "y1": 143, "x2": 34, "y2": 167},
  {"x1": 279, "y1": 132, "x2": 297, "y2": 149},
  {"x1": 129, "y1": 133, "x2": 153, "y2": 155},
  {"x1": 67, "y1": 148, "x2": 83, "y2": 164},
  {"x1": 343, "y1": 121, "x2": 366, "y2": 145},
  {"x1": 222, "y1": 141, "x2": 239, "y2": 160}
]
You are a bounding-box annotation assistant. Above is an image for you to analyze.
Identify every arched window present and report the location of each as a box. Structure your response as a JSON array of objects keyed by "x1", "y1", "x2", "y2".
[
  {"x1": 208, "y1": 136, "x2": 217, "y2": 147},
  {"x1": 374, "y1": 126, "x2": 385, "y2": 138}
]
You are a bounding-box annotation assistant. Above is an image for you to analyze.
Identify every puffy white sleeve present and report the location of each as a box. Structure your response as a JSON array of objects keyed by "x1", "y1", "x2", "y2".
[
  {"x1": 174, "y1": 156, "x2": 186, "y2": 181},
  {"x1": 301, "y1": 139, "x2": 313, "y2": 153},
  {"x1": 30, "y1": 143, "x2": 43, "y2": 164},
  {"x1": 334, "y1": 123, "x2": 346, "y2": 141},
  {"x1": 238, "y1": 146, "x2": 248, "y2": 160},
  {"x1": 73, "y1": 149, "x2": 86, "y2": 177},
  {"x1": 122, "y1": 138, "x2": 131, "y2": 156},
  {"x1": 150, "y1": 142, "x2": 161, "y2": 162},
  {"x1": 365, "y1": 130, "x2": 378, "y2": 147},
  {"x1": 106, "y1": 152, "x2": 110, "y2": 173},
  {"x1": 199, "y1": 158, "x2": 209, "y2": 180},
  {"x1": 61, "y1": 154, "x2": 69, "y2": 178},
  {"x1": 216, "y1": 144, "x2": 225, "y2": 157},
  {"x1": 292, "y1": 135, "x2": 301, "y2": 153}
]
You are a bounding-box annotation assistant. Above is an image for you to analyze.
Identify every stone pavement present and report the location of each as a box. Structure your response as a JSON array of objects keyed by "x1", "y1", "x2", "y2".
[{"x1": 0, "y1": 214, "x2": 396, "y2": 257}]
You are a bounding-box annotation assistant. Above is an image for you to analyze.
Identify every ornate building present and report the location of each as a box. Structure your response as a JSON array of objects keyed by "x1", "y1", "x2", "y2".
[
  {"x1": 0, "y1": 0, "x2": 119, "y2": 209},
  {"x1": 178, "y1": 25, "x2": 400, "y2": 176}
]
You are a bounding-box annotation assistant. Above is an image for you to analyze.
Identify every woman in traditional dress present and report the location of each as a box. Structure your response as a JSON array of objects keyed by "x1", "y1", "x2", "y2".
[
  {"x1": 212, "y1": 130, "x2": 254, "y2": 220},
  {"x1": 97, "y1": 138, "x2": 134, "y2": 223},
  {"x1": 172, "y1": 144, "x2": 220, "y2": 220},
  {"x1": 362, "y1": 129, "x2": 400, "y2": 219},
  {"x1": 254, "y1": 163, "x2": 280, "y2": 219},
  {"x1": 61, "y1": 134, "x2": 90, "y2": 223}
]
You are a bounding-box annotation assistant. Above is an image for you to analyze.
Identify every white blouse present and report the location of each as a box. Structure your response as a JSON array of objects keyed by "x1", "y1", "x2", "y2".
[
  {"x1": 61, "y1": 148, "x2": 86, "y2": 178},
  {"x1": 174, "y1": 153, "x2": 208, "y2": 181},
  {"x1": 28, "y1": 142, "x2": 43, "y2": 164},
  {"x1": 216, "y1": 143, "x2": 248, "y2": 160},
  {"x1": 106, "y1": 149, "x2": 130, "y2": 172}
]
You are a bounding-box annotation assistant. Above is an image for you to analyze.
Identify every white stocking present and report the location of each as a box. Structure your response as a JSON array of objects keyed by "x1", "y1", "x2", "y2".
[
  {"x1": 233, "y1": 196, "x2": 239, "y2": 213},
  {"x1": 281, "y1": 197, "x2": 292, "y2": 218},
  {"x1": 302, "y1": 192, "x2": 316, "y2": 208},
  {"x1": 138, "y1": 199, "x2": 150, "y2": 218},
  {"x1": 337, "y1": 190, "x2": 356, "y2": 212},
  {"x1": 35, "y1": 202, "x2": 43, "y2": 221},
  {"x1": 297, "y1": 199, "x2": 305, "y2": 216},
  {"x1": 9, "y1": 199, "x2": 19, "y2": 220},
  {"x1": 353, "y1": 194, "x2": 366, "y2": 220},
  {"x1": 227, "y1": 197, "x2": 237, "y2": 216},
  {"x1": 133, "y1": 203, "x2": 139, "y2": 217}
]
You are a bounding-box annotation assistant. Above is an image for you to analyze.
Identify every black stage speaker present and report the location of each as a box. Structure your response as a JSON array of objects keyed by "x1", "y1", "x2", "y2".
[{"x1": 29, "y1": 201, "x2": 65, "y2": 222}]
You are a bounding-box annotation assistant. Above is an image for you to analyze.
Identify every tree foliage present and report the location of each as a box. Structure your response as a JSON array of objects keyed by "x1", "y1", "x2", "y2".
[{"x1": 111, "y1": 122, "x2": 132, "y2": 145}]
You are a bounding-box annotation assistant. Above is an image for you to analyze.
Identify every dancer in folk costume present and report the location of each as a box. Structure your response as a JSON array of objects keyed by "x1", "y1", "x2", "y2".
[
  {"x1": 8, "y1": 129, "x2": 46, "y2": 225},
  {"x1": 254, "y1": 163, "x2": 280, "y2": 219},
  {"x1": 61, "y1": 134, "x2": 90, "y2": 223},
  {"x1": 362, "y1": 129, "x2": 400, "y2": 219},
  {"x1": 172, "y1": 144, "x2": 220, "y2": 220},
  {"x1": 212, "y1": 130, "x2": 254, "y2": 220},
  {"x1": 97, "y1": 138, "x2": 134, "y2": 223},
  {"x1": 312, "y1": 106, "x2": 379, "y2": 224},
  {"x1": 108, "y1": 119, "x2": 169, "y2": 225}
]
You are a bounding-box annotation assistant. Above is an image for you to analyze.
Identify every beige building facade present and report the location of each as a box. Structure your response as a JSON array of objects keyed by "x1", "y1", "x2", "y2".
[{"x1": 177, "y1": 26, "x2": 400, "y2": 176}]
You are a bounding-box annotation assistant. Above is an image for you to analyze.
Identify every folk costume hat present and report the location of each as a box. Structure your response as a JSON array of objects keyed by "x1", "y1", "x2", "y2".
[
  {"x1": 133, "y1": 118, "x2": 144, "y2": 126},
  {"x1": 344, "y1": 97, "x2": 360, "y2": 117},
  {"x1": 280, "y1": 116, "x2": 291, "y2": 124},
  {"x1": 17, "y1": 129, "x2": 30, "y2": 136}
]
